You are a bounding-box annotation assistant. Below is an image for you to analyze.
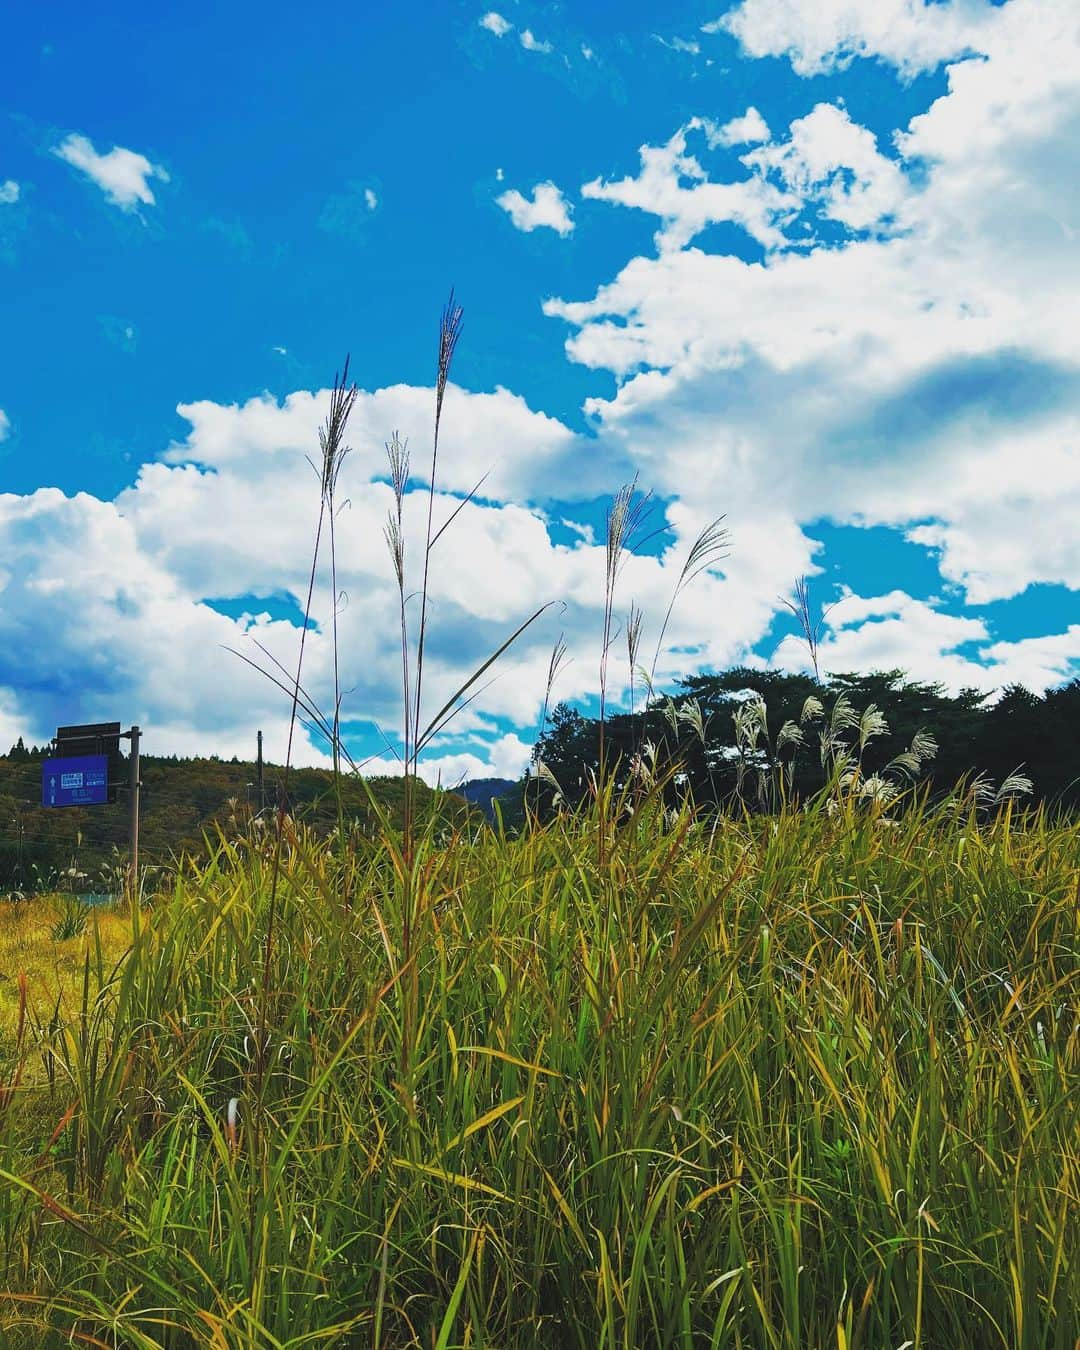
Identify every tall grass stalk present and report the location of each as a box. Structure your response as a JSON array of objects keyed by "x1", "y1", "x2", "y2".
[
  {"x1": 318, "y1": 359, "x2": 359, "y2": 788},
  {"x1": 256, "y1": 359, "x2": 357, "y2": 1080},
  {"x1": 374, "y1": 296, "x2": 551, "y2": 1090},
  {"x1": 408, "y1": 294, "x2": 464, "y2": 857},
  {"x1": 597, "y1": 480, "x2": 650, "y2": 856},
  {"x1": 780, "y1": 575, "x2": 834, "y2": 683}
]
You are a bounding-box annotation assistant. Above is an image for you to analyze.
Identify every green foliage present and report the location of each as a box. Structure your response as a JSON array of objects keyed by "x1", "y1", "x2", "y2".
[
  {"x1": 533, "y1": 668, "x2": 1080, "y2": 819},
  {"x1": 0, "y1": 797, "x2": 1077, "y2": 1346},
  {"x1": 0, "y1": 752, "x2": 477, "y2": 889},
  {"x1": 48, "y1": 895, "x2": 91, "y2": 942}
]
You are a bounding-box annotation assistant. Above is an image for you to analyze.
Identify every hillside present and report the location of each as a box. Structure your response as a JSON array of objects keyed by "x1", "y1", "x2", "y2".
[
  {"x1": 452, "y1": 776, "x2": 519, "y2": 821},
  {"x1": 0, "y1": 747, "x2": 478, "y2": 891}
]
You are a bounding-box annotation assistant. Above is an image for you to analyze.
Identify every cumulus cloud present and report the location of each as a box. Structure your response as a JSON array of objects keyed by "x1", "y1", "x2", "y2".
[
  {"x1": 703, "y1": 107, "x2": 771, "y2": 147},
  {"x1": 712, "y1": 0, "x2": 999, "y2": 78},
  {"x1": 496, "y1": 181, "x2": 575, "y2": 236},
  {"x1": 576, "y1": 105, "x2": 906, "y2": 254},
  {"x1": 360, "y1": 733, "x2": 536, "y2": 786},
  {"x1": 5, "y1": 0, "x2": 1078, "y2": 771},
  {"x1": 0, "y1": 486, "x2": 309, "y2": 762},
  {"x1": 773, "y1": 590, "x2": 1080, "y2": 694},
  {"x1": 480, "y1": 11, "x2": 512, "y2": 37},
  {"x1": 52, "y1": 133, "x2": 169, "y2": 211},
  {"x1": 546, "y1": 0, "x2": 1080, "y2": 627},
  {"x1": 581, "y1": 123, "x2": 797, "y2": 252},
  {"x1": 743, "y1": 102, "x2": 908, "y2": 231},
  {"x1": 0, "y1": 180, "x2": 19, "y2": 205},
  {"x1": 520, "y1": 29, "x2": 553, "y2": 54},
  {"x1": 0, "y1": 370, "x2": 805, "y2": 772}
]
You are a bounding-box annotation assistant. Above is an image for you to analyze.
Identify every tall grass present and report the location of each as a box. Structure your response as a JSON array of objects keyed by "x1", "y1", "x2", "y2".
[
  {"x1": 1, "y1": 299, "x2": 1076, "y2": 1347},
  {"x1": 0, "y1": 790, "x2": 1077, "y2": 1346}
]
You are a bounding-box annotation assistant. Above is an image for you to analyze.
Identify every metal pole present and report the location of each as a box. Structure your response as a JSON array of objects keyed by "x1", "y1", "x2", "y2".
[
  {"x1": 129, "y1": 725, "x2": 141, "y2": 901},
  {"x1": 257, "y1": 729, "x2": 265, "y2": 812}
]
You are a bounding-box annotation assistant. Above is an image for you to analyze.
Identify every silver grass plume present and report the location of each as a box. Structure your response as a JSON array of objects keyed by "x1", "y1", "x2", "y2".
[
  {"x1": 383, "y1": 432, "x2": 409, "y2": 590},
  {"x1": 626, "y1": 602, "x2": 644, "y2": 717},
  {"x1": 858, "y1": 704, "x2": 889, "y2": 752},
  {"x1": 647, "y1": 516, "x2": 729, "y2": 692},
  {"x1": 779, "y1": 575, "x2": 834, "y2": 682}
]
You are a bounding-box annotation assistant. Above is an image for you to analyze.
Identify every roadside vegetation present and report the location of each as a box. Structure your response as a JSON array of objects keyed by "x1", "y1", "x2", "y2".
[{"x1": 1, "y1": 794, "x2": 1077, "y2": 1346}]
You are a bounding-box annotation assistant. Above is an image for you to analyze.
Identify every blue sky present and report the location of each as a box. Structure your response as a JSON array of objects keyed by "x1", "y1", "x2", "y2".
[{"x1": 1, "y1": 0, "x2": 1078, "y2": 780}]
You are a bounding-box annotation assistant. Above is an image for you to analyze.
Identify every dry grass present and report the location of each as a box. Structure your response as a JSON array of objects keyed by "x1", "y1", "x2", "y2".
[{"x1": 0, "y1": 899, "x2": 130, "y2": 1039}]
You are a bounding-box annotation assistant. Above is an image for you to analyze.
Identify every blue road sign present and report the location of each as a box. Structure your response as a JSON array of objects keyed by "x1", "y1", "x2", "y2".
[{"x1": 42, "y1": 754, "x2": 110, "y2": 808}]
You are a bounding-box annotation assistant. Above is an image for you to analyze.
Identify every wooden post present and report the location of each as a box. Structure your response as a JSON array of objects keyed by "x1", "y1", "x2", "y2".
[{"x1": 257, "y1": 729, "x2": 265, "y2": 813}]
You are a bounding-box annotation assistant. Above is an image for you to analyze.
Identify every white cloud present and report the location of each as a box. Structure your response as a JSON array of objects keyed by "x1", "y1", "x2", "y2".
[
  {"x1": 714, "y1": 0, "x2": 999, "y2": 78},
  {"x1": 744, "y1": 102, "x2": 908, "y2": 231},
  {"x1": 165, "y1": 380, "x2": 589, "y2": 504},
  {"x1": 906, "y1": 458, "x2": 1080, "y2": 602},
  {"x1": 978, "y1": 626, "x2": 1080, "y2": 692},
  {"x1": 558, "y1": 517, "x2": 596, "y2": 545},
  {"x1": 0, "y1": 372, "x2": 799, "y2": 772},
  {"x1": 4, "y1": 0, "x2": 1079, "y2": 772},
  {"x1": 0, "y1": 486, "x2": 311, "y2": 762},
  {"x1": 581, "y1": 123, "x2": 797, "y2": 252},
  {"x1": 497, "y1": 181, "x2": 575, "y2": 236},
  {"x1": 0, "y1": 409, "x2": 9, "y2": 441},
  {"x1": 773, "y1": 590, "x2": 1080, "y2": 694},
  {"x1": 0, "y1": 180, "x2": 19, "y2": 205},
  {"x1": 520, "y1": 29, "x2": 554, "y2": 53},
  {"x1": 364, "y1": 187, "x2": 378, "y2": 210},
  {"x1": 547, "y1": 0, "x2": 1080, "y2": 614},
  {"x1": 2, "y1": 360, "x2": 1071, "y2": 778},
  {"x1": 703, "y1": 107, "x2": 771, "y2": 147},
  {"x1": 576, "y1": 106, "x2": 906, "y2": 257},
  {"x1": 478, "y1": 15, "x2": 554, "y2": 54},
  {"x1": 654, "y1": 35, "x2": 701, "y2": 55},
  {"x1": 480, "y1": 11, "x2": 512, "y2": 36},
  {"x1": 52, "y1": 133, "x2": 169, "y2": 211},
  {"x1": 0, "y1": 688, "x2": 26, "y2": 755},
  {"x1": 361, "y1": 733, "x2": 535, "y2": 787},
  {"x1": 581, "y1": 44, "x2": 595, "y2": 60}
]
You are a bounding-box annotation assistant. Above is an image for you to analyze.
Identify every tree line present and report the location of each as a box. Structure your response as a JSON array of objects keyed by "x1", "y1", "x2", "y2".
[{"x1": 528, "y1": 668, "x2": 1080, "y2": 818}]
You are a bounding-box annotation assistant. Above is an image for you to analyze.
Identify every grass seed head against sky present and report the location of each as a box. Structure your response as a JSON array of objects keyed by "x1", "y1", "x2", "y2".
[{"x1": 1, "y1": 0, "x2": 1078, "y2": 781}]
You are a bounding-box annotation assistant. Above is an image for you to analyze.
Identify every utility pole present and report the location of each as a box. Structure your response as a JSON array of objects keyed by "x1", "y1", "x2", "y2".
[
  {"x1": 257, "y1": 729, "x2": 265, "y2": 812},
  {"x1": 125, "y1": 725, "x2": 141, "y2": 900},
  {"x1": 14, "y1": 808, "x2": 23, "y2": 890}
]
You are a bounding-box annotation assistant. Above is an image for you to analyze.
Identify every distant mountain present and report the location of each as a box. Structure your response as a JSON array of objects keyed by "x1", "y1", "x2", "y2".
[{"x1": 455, "y1": 777, "x2": 518, "y2": 822}]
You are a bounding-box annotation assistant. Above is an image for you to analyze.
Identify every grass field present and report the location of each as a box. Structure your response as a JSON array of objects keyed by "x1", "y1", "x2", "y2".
[
  {"x1": 0, "y1": 793, "x2": 1077, "y2": 1348},
  {"x1": 0, "y1": 896, "x2": 130, "y2": 1039}
]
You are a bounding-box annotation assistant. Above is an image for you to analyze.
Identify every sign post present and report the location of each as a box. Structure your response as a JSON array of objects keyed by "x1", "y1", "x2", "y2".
[
  {"x1": 41, "y1": 721, "x2": 142, "y2": 901},
  {"x1": 127, "y1": 725, "x2": 141, "y2": 900}
]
